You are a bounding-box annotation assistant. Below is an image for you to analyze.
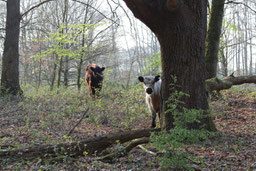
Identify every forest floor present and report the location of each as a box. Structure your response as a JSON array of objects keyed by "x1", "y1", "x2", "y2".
[{"x1": 0, "y1": 84, "x2": 256, "y2": 170}]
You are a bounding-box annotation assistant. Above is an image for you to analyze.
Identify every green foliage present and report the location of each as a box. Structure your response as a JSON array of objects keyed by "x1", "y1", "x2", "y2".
[
  {"x1": 251, "y1": 91, "x2": 256, "y2": 103},
  {"x1": 223, "y1": 19, "x2": 238, "y2": 32},
  {"x1": 32, "y1": 23, "x2": 103, "y2": 61},
  {"x1": 151, "y1": 128, "x2": 213, "y2": 169},
  {"x1": 144, "y1": 52, "x2": 161, "y2": 75},
  {"x1": 151, "y1": 76, "x2": 217, "y2": 169},
  {"x1": 20, "y1": 69, "x2": 148, "y2": 129},
  {"x1": 87, "y1": 68, "x2": 148, "y2": 128},
  {"x1": 0, "y1": 76, "x2": 150, "y2": 169}
]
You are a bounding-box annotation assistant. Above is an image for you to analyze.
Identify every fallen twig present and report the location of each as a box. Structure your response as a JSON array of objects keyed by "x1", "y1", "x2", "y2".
[
  {"x1": 138, "y1": 145, "x2": 157, "y2": 156},
  {"x1": 66, "y1": 105, "x2": 90, "y2": 136}
]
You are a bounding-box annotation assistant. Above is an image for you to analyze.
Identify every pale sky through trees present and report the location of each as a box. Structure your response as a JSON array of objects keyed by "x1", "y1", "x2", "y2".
[{"x1": 0, "y1": 0, "x2": 255, "y2": 83}]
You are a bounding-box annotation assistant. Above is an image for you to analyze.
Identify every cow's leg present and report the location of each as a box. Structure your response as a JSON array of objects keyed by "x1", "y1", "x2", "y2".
[
  {"x1": 151, "y1": 112, "x2": 156, "y2": 128},
  {"x1": 91, "y1": 87, "x2": 96, "y2": 95},
  {"x1": 86, "y1": 79, "x2": 94, "y2": 95},
  {"x1": 157, "y1": 113, "x2": 161, "y2": 125}
]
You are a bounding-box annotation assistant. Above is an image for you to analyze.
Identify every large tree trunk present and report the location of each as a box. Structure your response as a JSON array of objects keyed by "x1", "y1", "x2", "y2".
[
  {"x1": 0, "y1": 0, "x2": 22, "y2": 96},
  {"x1": 205, "y1": 0, "x2": 225, "y2": 79},
  {"x1": 123, "y1": 0, "x2": 216, "y2": 131}
]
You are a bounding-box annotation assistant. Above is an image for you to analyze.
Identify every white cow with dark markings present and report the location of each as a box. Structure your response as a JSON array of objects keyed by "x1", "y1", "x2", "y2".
[{"x1": 138, "y1": 75, "x2": 161, "y2": 128}]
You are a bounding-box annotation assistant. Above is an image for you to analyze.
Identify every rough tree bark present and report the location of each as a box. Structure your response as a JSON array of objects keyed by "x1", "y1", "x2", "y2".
[
  {"x1": 0, "y1": 0, "x2": 23, "y2": 96},
  {"x1": 123, "y1": 0, "x2": 216, "y2": 131},
  {"x1": 205, "y1": 0, "x2": 225, "y2": 79}
]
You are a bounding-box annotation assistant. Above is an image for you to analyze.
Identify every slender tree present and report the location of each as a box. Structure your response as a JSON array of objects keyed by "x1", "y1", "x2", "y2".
[
  {"x1": 123, "y1": 0, "x2": 216, "y2": 131},
  {"x1": 205, "y1": 0, "x2": 225, "y2": 79}
]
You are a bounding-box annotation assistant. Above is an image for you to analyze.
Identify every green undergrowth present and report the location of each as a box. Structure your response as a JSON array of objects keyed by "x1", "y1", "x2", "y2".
[
  {"x1": 0, "y1": 81, "x2": 148, "y2": 148},
  {"x1": 226, "y1": 84, "x2": 256, "y2": 98},
  {"x1": 0, "y1": 81, "x2": 149, "y2": 169},
  {"x1": 150, "y1": 78, "x2": 218, "y2": 170}
]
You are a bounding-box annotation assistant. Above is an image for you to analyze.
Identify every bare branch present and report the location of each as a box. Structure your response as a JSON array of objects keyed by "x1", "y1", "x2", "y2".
[
  {"x1": 225, "y1": 1, "x2": 256, "y2": 13},
  {"x1": 66, "y1": 105, "x2": 90, "y2": 136},
  {"x1": 21, "y1": 0, "x2": 56, "y2": 18},
  {"x1": 111, "y1": 0, "x2": 133, "y2": 29},
  {"x1": 71, "y1": 0, "x2": 119, "y2": 25}
]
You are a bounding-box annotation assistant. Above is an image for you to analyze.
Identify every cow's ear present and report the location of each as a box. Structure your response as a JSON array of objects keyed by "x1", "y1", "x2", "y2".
[
  {"x1": 154, "y1": 75, "x2": 160, "y2": 82},
  {"x1": 138, "y1": 76, "x2": 144, "y2": 82},
  {"x1": 101, "y1": 67, "x2": 105, "y2": 71}
]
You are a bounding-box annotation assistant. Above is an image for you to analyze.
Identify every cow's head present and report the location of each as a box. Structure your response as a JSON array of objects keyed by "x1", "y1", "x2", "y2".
[
  {"x1": 91, "y1": 66, "x2": 105, "y2": 78},
  {"x1": 138, "y1": 75, "x2": 160, "y2": 95}
]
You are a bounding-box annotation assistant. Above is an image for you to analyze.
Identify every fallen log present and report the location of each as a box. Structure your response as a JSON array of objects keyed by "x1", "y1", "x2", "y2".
[
  {"x1": 0, "y1": 128, "x2": 160, "y2": 159},
  {"x1": 206, "y1": 74, "x2": 256, "y2": 91}
]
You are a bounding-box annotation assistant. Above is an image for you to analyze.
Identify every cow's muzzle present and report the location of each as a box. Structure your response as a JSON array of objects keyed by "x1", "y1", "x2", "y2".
[{"x1": 146, "y1": 88, "x2": 153, "y2": 94}]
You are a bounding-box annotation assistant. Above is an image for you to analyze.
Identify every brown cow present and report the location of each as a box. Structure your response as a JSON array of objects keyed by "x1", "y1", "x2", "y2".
[{"x1": 85, "y1": 64, "x2": 105, "y2": 95}]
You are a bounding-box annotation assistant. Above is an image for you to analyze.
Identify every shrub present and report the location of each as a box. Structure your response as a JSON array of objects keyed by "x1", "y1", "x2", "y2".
[{"x1": 151, "y1": 77, "x2": 217, "y2": 169}]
